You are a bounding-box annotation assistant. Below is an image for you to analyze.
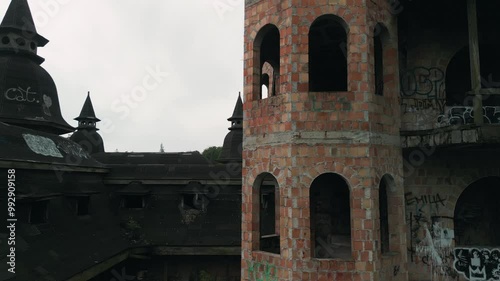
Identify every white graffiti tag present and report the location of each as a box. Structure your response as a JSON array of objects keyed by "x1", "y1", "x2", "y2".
[{"x1": 4, "y1": 86, "x2": 39, "y2": 103}]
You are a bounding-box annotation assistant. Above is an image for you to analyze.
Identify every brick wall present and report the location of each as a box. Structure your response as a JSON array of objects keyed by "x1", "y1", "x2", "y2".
[{"x1": 242, "y1": 1, "x2": 406, "y2": 280}]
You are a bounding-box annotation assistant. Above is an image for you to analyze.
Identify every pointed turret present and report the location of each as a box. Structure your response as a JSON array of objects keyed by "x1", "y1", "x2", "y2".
[
  {"x1": 227, "y1": 93, "x2": 243, "y2": 130},
  {"x1": 75, "y1": 92, "x2": 101, "y2": 127},
  {"x1": 0, "y1": 0, "x2": 48, "y2": 62},
  {"x1": 70, "y1": 92, "x2": 104, "y2": 154},
  {"x1": 0, "y1": 0, "x2": 73, "y2": 135},
  {"x1": 219, "y1": 93, "x2": 243, "y2": 163}
]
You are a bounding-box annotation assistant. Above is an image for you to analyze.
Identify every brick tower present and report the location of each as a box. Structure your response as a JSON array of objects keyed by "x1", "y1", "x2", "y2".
[{"x1": 242, "y1": 1, "x2": 408, "y2": 280}]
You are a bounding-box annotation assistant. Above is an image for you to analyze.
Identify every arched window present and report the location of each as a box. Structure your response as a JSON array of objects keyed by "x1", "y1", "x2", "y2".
[
  {"x1": 254, "y1": 25, "x2": 280, "y2": 99},
  {"x1": 309, "y1": 15, "x2": 348, "y2": 92},
  {"x1": 446, "y1": 44, "x2": 500, "y2": 107},
  {"x1": 255, "y1": 173, "x2": 280, "y2": 254},
  {"x1": 310, "y1": 173, "x2": 351, "y2": 259},
  {"x1": 374, "y1": 23, "x2": 389, "y2": 96},
  {"x1": 379, "y1": 175, "x2": 392, "y2": 254},
  {"x1": 454, "y1": 177, "x2": 500, "y2": 246}
]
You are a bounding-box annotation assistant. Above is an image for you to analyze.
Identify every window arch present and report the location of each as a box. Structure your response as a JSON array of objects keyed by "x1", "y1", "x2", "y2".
[
  {"x1": 253, "y1": 25, "x2": 280, "y2": 99},
  {"x1": 310, "y1": 173, "x2": 351, "y2": 259},
  {"x1": 379, "y1": 174, "x2": 395, "y2": 254},
  {"x1": 454, "y1": 176, "x2": 500, "y2": 246},
  {"x1": 373, "y1": 23, "x2": 389, "y2": 96},
  {"x1": 254, "y1": 173, "x2": 280, "y2": 254},
  {"x1": 446, "y1": 44, "x2": 500, "y2": 106},
  {"x1": 309, "y1": 15, "x2": 348, "y2": 92}
]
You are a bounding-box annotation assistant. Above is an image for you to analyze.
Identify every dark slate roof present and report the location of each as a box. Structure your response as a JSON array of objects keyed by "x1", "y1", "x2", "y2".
[
  {"x1": 219, "y1": 130, "x2": 242, "y2": 164},
  {"x1": 0, "y1": 0, "x2": 48, "y2": 46},
  {"x1": 75, "y1": 92, "x2": 100, "y2": 122},
  {"x1": 228, "y1": 93, "x2": 243, "y2": 121},
  {"x1": 70, "y1": 129, "x2": 105, "y2": 154},
  {"x1": 0, "y1": 55, "x2": 74, "y2": 135},
  {"x1": 220, "y1": 94, "x2": 243, "y2": 163},
  {"x1": 93, "y1": 151, "x2": 208, "y2": 165},
  {"x1": 93, "y1": 151, "x2": 241, "y2": 180},
  {"x1": 0, "y1": 122, "x2": 104, "y2": 169}
]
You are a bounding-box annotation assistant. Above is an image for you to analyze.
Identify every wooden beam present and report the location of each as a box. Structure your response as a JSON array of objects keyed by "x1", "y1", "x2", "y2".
[
  {"x1": 467, "y1": 88, "x2": 500, "y2": 96},
  {"x1": 66, "y1": 250, "x2": 130, "y2": 281},
  {"x1": 152, "y1": 246, "x2": 241, "y2": 256},
  {"x1": 467, "y1": 0, "x2": 483, "y2": 125}
]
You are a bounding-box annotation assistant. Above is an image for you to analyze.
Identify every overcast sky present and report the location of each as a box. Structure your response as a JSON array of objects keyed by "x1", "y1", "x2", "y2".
[{"x1": 0, "y1": 0, "x2": 244, "y2": 153}]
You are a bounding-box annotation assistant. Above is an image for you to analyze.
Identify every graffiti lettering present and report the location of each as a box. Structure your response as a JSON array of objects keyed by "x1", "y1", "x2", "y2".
[
  {"x1": 394, "y1": 265, "x2": 400, "y2": 276},
  {"x1": 401, "y1": 98, "x2": 447, "y2": 113},
  {"x1": 401, "y1": 67, "x2": 445, "y2": 99},
  {"x1": 248, "y1": 261, "x2": 278, "y2": 281},
  {"x1": 454, "y1": 248, "x2": 500, "y2": 281},
  {"x1": 4, "y1": 86, "x2": 39, "y2": 103},
  {"x1": 405, "y1": 192, "x2": 446, "y2": 208},
  {"x1": 438, "y1": 106, "x2": 500, "y2": 126}
]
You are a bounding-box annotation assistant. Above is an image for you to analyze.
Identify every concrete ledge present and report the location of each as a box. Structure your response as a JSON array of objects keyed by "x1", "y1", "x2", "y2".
[{"x1": 401, "y1": 124, "x2": 500, "y2": 148}]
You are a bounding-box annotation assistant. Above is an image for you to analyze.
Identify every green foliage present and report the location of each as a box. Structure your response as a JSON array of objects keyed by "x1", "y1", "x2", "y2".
[
  {"x1": 202, "y1": 146, "x2": 222, "y2": 161},
  {"x1": 199, "y1": 270, "x2": 216, "y2": 281}
]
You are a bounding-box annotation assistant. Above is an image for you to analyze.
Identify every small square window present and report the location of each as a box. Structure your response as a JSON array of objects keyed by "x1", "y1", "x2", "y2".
[
  {"x1": 76, "y1": 197, "x2": 90, "y2": 216},
  {"x1": 181, "y1": 194, "x2": 205, "y2": 210},
  {"x1": 122, "y1": 195, "x2": 145, "y2": 209},
  {"x1": 30, "y1": 201, "x2": 49, "y2": 224}
]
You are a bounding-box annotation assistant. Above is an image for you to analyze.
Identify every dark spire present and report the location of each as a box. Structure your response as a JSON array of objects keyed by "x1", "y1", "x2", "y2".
[
  {"x1": 70, "y1": 92, "x2": 105, "y2": 154},
  {"x1": 219, "y1": 93, "x2": 243, "y2": 163},
  {"x1": 227, "y1": 92, "x2": 243, "y2": 130},
  {"x1": 75, "y1": 92, "x2": 100, "y2": 123},
  {"x1": 1, "y1": 0, "x2": 37, "y2": 34},
  {"x1": 228, "y1": 92, "x2": 243, "y2": 121},
  {"x1": 0, "y1": 0, "x2": 49, "y2": 63}
]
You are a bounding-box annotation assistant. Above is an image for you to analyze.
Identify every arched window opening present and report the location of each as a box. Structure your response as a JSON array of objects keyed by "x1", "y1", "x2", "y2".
[
  {"x1": 261, "y1": 73, "x2": 270, "y2": 99},
  {"x1": 254, "y1": 25, "x2": 280, "y2": 99},
  {"x1": 446, "y1": 44, "x2": 500, "y2": 107},
  {"x1": 379, "y1": 175, "x2": 390, "y2": 254},
  {"x1": 256, "y1": 173, "x2": 280, "y2": 254},
  {"x1": 310, "y1": 173, "x2": 351, "y2": 259},
  {"x1": 309, "y1": 15, "x2": 348, "y2": 92},
  {"x1": 454, "y1": 177, "x2": 500, "y2": 246},
  {"x1": 261, "y1": 62, "x2": 275, "y2": 98},
  {"x1": 374, "y1": 23, "x2": 388, "y2": 96}
]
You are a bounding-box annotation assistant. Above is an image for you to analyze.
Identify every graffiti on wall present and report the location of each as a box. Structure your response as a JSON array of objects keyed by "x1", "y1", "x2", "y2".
[
  {"x1": 405, "y1": 192, "x2": 446, "y2": 209},
  {"x1": 437, "y1": 106, "x2": 500, "y2": 126},
  {"x1": 402, "y1": 98, "x2": 447, "y2": 114},
  {"x1": 405, "y1": 191, "x2": 460, "y2": 278},
  {"x1": 400, "y1": 66, "x2": 500, "y2": 126},
  {"x1": 454, "y1": 248, "x2": 500, "y2": 281},
  {"x1": 3, "y1": 86, "x2": 53, "y2": 116},
  {"x1": 401, "y1": 67, "x2": 446, "y2": 99},
  {"x1": 248, "y1": 261, "x2": 278, "y2": 281},
  {"x1": 413, "y1": 221, "x2": 457, "y2": 278}
]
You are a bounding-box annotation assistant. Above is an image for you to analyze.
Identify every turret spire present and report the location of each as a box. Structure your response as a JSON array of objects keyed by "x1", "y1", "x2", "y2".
[
  {"x1": 227, "y1": 92, "x2": 243, "y2": 130},
  {"x1": 0, "y1": 0, "x2": 48, "y2": 62},
  {"x1": 75, "y1": 92, "x2": 101, "y2": 128},
  {"x1": 219, "y1": 93, "x2": 243, "y2": 163},
  {"x1": 70, "y1": 92, "x2": 105, "y2": 154}
]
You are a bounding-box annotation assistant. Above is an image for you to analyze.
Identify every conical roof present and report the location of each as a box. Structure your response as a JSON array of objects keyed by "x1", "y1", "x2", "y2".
[
  {"x1": 0, "y1": 0, "x2": 48, "y2": 46},
  {"x1": 75, "y1": 92, "x2": 100, "y2": 122},
  {"x1": 228, "y1": 93, "x2": 243, "y2": 121},
  {"x1": 0, "y1": 1, "x2": 72, "y2": 135},
  {"x1": 219, "y1": 93, "x2": 243, "y2": 163}
]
